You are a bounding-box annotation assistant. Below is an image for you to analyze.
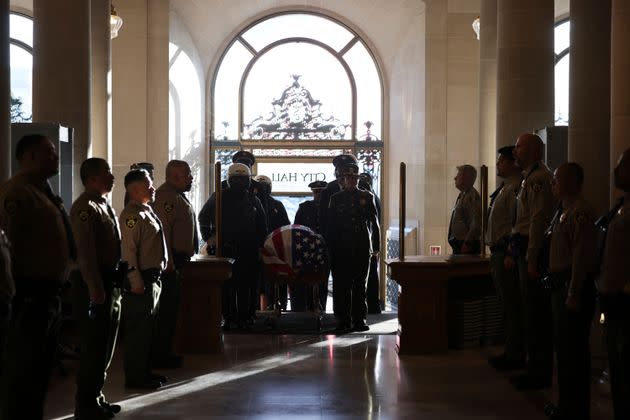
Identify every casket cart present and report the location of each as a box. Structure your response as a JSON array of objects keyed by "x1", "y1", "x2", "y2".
[{"x1": 259, "y1": 225, "x2": 329, "y2": 331}]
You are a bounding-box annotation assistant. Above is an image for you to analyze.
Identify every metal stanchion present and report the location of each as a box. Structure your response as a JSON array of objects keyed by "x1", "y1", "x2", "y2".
[
  {"x1": 399, "y1": 162, "x2": 406, "y2": 261},
  {"x1": 214, "y1": 161, "x2": 222, "y2": 257},
  {"x1": 480, "y1": 165, "x2": 488, "y2": 257}
]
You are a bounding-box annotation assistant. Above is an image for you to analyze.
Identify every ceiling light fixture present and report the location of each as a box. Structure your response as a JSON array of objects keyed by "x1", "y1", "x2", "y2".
[
  {"x1": 472, "y1": 16, "x2": 480, "y2": 40},
  {"x1": 110, "y1": 4, "x2": 123, "y2": 39}
]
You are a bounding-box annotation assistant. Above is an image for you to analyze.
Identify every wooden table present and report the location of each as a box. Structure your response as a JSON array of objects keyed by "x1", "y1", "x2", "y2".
[
  {"x1": 386, "y1": 255, "x2": 490, "y2": 355},
  {"x1": 175, "y1": 255, "x2": 234, "y2": 354}
]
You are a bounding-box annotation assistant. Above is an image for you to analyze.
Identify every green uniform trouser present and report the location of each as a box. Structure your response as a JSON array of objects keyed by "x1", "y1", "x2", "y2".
[
  {"x1": 152, "y1": 269, "x2": 180, "y2": 361},
  {"x1": 516, "y1": 256, "x2": 553, "y2": 380},
  {"x1": 0, "y1": 292, "x2": 62, "y2": 420},
  {"x1": 123, "y1": 280, "x2": 161, "y2": 383},
  {"x1": 550, "y1": 272, "x2": 594, "y2": 419},
  {"x1": 490, "y1": 249, "x2": 525, "y2": 361},
  {"x1": 73, "y1": 274, "x2": 122, "y2": 411}
]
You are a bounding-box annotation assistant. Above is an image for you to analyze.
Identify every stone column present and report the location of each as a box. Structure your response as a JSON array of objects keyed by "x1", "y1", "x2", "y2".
[
  {"x1": 569, "y1": 0, "x2": 611, "y2": 214},
  {"x1": 91, "y1": 0, "x2": 111, "y2": 161},
  {"x1": 478, "y1": 0, "x2": 497, "y2": 189},
  {"x1": 0, "y1": 0, "x2": 10, "y2": 182},
  {"x1": 496, "y1": 0, "x2": 555, "y2": 148},
  {"x1": 33, "y1": 0, "x2": 91, "y2": 199},
  {"x1": 611, "y1": 0, "x2": 630, "y2": 201}
]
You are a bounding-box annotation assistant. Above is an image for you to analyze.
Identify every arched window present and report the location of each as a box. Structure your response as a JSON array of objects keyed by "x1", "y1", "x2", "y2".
[
  {"x1": 211, "y1": 12, "x2": 384, "y2": 219},
  {"x1": 554, "y1": 19, "x2": 569, "y2": 126},
  {"x1": 169, "y1": 42, "x2": 204, "y2": 210},
  {"x1": 9, "y1": 12, "x2": 33, "y2": 122}
]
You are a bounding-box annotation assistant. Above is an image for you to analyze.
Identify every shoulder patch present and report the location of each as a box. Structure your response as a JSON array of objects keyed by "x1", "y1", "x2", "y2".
[
  {"x1": 125, "y1": 216, "x2": 138, "y2": 229},
  {"x1": 164, "y1": 202, "x2": 174, "y2": 214},
  {"x1": 4, "y1": 200, "x2": 18, "y2": 215},
  {"x1": 79, "y1": 209, "x2": 90, "y2": 222},
  {"x1": 530, "y1": 181, "x2": 543, "y2": 193}
]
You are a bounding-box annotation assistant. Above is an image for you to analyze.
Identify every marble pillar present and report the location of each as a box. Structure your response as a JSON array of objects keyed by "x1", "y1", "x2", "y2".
[
  {"x1": 33, "y1": 0, "x2": 91, "y2": 199},
  {"x1": 0, "y1": 0, "x2": 9, "y2": 182},
  {"x1": 569, "y1": 0, "x2": 611, "y2": 214},
  {"x1": 478, "y1": 0, "x2": 497, "y2": 189},
  {"x1": 91, "y1": 0, "x2": 111, "y2": 161},
  {"x1": 611, "y1": 0, "x2": 630, "y2": 201},
  {"x1": 496, "y1": 0, "x2": 554, "y2": 148}
]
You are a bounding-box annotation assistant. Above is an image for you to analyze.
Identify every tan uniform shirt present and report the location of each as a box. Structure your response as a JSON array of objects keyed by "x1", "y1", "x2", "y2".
[
  {"x1": 448, "y1": 187, "x2": 481, "y2": 243},
  {"x1": 152, "y1": 182, "x2": 198, "y2": 263},
  {"x1": 0, "y1": 173, "x2": 70, "y2": 285},
  {"x1": 120, "y1": 201, "x2": 168, "y2": 289},
  {"x1": 512, "y1": 161, "x2": 555, "y2": 264},
  {"x1": 486, "y1": 176, "x2": 520, "y2": 247},
  {"x1": 0, "y1": 229, "x2": 14, "y2": 305},
  {"x1": 70, "y1": 192, "x2": 121, "y2": 297},
  {"x1": 597, "y1": 194, "x2": 630, "y2": 295},
  {"x1": 549, "y1": 198, "x2": 597, "y2": 297}
]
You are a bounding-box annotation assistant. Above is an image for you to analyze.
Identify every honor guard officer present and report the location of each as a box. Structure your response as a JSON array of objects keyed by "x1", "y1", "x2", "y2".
[
  {"x1": 201, "y1": 164, "x2": 267, "y2": 329},
  {"x1": 360, "y1": 172, "x2": 382, "y2": 314},
  {"x1": 543, "y1": 163, "x2": 597, "y2": 420},
  {"x1": 151, "y1": 160, "x2": 198, "y2": 369},
  {"x1": 71, "y1": 158, "x2": 123, "y2": 419},
  {"x1": 326, "y1": 161, "x2": 380, "y2": 332},
  {"x1": 507, "y1": 133, "x2": 556, "y2": 390},
  {"x1": 597, "y1": 149, "x2": 630, "y2": 420},
  {"x1": 319, "y1": 154, "x2": 357, "y2": 237},
  {"x1": 120, "y1": 169, "x2": 168, "y2": 390},
  {"x1": 486, "y1": 146, "x2": 526, "y2": 370},
  {"x1": 0, "y1": 134, "x2": 76, "y2": 419},
  {"x1": 0, "y1": 228, "x2": 12, "y2": 374},
  {"x1": 254, "y1": 175, "x2": 290, "y2": 310},
  {"x1": 293, "y1": 180, "x2": 328, "y2": 311},
  {"x1": 448, "y1": 164, "x2": 481, "y2": 254}
]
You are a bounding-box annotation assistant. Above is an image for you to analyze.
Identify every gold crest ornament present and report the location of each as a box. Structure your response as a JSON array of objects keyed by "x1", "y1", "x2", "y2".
[
  {"x1": 79, "y1": 210, "x2": 90, "y2": 222},
  {"x1": 126, "y1": 216, "x2": 138, "y2": 229},
  {"x1": 4, "y1": 200, "x2": 17, "y2": 215},
  {"x1": 531, "y1": 182, "x2": 543, "y2": 193},
  {"x1": 164, "y1": 202, "x2": 174, "y2": 214}
]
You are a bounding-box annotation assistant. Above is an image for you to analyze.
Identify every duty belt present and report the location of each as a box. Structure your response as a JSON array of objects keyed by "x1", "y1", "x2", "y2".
[{"x1": 140, "y1": 268, "x2": 162, "y2": 285}]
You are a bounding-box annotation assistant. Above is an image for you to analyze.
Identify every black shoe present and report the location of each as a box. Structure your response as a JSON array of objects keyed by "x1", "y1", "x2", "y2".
[
  {"x1": 488, "y1": 354, "x2": 526, "y2": 371},
  {"x1": 99, "y1": 400, "x2": 121, "y2": 414},
  {"x1": 510, "y1": 374, "x2": 551, "y2": 390},
  {"x1": 148, "y1": 372, "x2": 168, "y2": 383},
  {"x1": 75, "y1": 404, "x2": 114, "y2": 420},
  {"x1": 353, "y1": 322, "x2": 370, "y2": 332},
  {"x1": 335, "y1": 322, "x2": 351, "y2": 333},
  {"x1": 125, "y1": 377, "x2": 163, "y2": 390},
  {"x1": 153, "y1": 355, "x2": 183, "y2": 369}
]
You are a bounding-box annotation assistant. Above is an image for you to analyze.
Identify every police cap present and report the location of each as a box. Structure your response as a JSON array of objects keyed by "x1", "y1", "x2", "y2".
[
  {"x1": 232, "y1": 150, "x2": 256, "y2": 167},
  {"x1": 308, "y1": 180, "x2": 327, "y2": 190},
  {"x1": 340, "y1": 163, "x2": 360, "y2": 176},
  {"x1": 254, "y1": 174, "x2": 272, "y2": 186},
  {"x1": 332, "y1": 154, "x2": 358, "y2": 168}
]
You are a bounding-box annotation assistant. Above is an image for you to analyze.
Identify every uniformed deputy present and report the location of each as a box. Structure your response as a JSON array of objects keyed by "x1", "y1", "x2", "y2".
[
  {"x1": 123, "y1": 162, "x2": 154, "y2": 207},
  {"x1": 507, "y1": 133, "x2": 556, "y2": 390},
  {"x1": 200, "y1": 164, "x2": 267, "y2": 329},
  {"x1": 318, "y1": 154, "x2": 357, "y2": 237},
  {"x1": 486, "y1": 146, "x2": 526, "y2": 370},
  {"x1": 360, "y1": 172, "x2": 382, "y2": 314},
  {"x1": 0, "y1": 228, "x2": 13, "y2": 375},
  {"x1": 327, "y1": 161, "x2": 380, "y2": 332},
  {"x1": 71, "y1": 158, "x2": 123, "y2": 419},
  {"x1": 448, "y1": 164, "x2": 481, "y2": 254},
  {"x1": 543, "y1": 163, "x2": 597, "y2": 420},
  {"x1": 254, "y1": 175, "x2": 290, "y2": 310},
  {"x1": 0, "y1": 134, "x2": 75, "y2": 419},
  {"x1": 597, "y1": 149, "x2": 630, "y2": 420},
  {"x1": 293, "y1": 180, "x2": 328, "y2": 311},
  {"x1": 151, "y1": 160, "x2": 198, "y2": 369},
  {"x1": 120, "y1": 169, "x2": 167, "y2": 390}
]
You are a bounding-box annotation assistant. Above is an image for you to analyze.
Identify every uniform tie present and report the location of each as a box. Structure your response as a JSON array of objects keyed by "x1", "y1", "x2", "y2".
[
  {"x1": 106, "y1": 203, "x2": 122, "y2": 260},
  {"x1": 180, "y1": 192, "x2": 199, "y2": 253}
]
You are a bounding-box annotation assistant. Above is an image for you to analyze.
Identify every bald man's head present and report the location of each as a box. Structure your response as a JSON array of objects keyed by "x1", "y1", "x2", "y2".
[
  {"x1": 514, "y1": 133, "x2": 544, "y2": 169},
  {"x1": 614, "y1": 148, "x2": 630, "y2": 192},
  {"x1": 166, "y1": 160, "x2": 193, "y2": 192}
]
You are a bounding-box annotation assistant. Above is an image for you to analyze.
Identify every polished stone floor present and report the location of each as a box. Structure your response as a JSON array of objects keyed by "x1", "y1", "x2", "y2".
[{"x1": 44, "y1": 314, "x2": 614, "y2": 419}]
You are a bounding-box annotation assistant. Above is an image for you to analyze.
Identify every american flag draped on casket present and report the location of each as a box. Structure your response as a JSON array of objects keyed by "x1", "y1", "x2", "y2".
[{"x1": 261, "y1": 224, "x2": 329, "y2": 277}]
